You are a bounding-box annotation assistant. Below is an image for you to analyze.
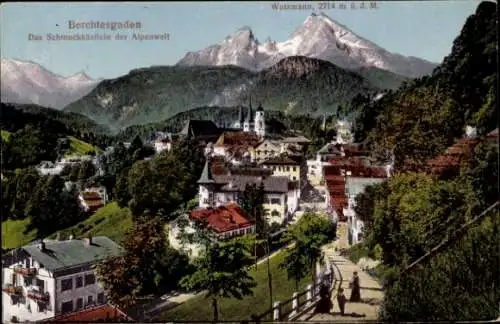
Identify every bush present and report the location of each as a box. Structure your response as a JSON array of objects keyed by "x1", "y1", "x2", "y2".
[
  {"x1": 342, "y1": 244, "x2": 373, "y2": 264},
  {"x1": 373, "y1": 244, "x2": 383, "y2": 260}
]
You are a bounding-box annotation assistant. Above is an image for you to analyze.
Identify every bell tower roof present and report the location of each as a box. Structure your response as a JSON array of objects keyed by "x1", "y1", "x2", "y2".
[
  {"x1": 245, "y1": 96, "x2": 253, "y2": 121},
  {"x1": 197, "y1": 160, "x2": 215, "y2": 184}
]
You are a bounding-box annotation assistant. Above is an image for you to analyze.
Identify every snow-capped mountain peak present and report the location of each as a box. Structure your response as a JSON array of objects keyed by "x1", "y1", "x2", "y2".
[
  {"x1": 177, "y1": 13, "x2": 437, "y2": 78},
  {"x1": 68, "y1": 71, "x2": 94, "y2": 82},
  {"x1": 1, "y1": 58, "x2": 100, "y2": 109}
]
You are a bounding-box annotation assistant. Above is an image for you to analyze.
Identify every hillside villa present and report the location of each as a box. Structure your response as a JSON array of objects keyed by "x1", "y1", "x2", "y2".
[
  {"x1": 168, "y1": 202, "x2": 255, "y2": 259},
  {"x1": 36, "y1": 155, "x2": 97, "y2": 176},
  {"x1": 1, "y1": 236, "x2": 122, "y2": 323},
  {"x1": 78, "y1": 187, "x2": 108, "y2": 213},
  {"x1": 197, "y1": 157, "x2": 300, "y2": 226}
]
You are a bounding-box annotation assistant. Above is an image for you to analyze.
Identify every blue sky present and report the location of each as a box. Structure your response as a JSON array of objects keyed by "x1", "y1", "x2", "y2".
[{"x1": 0, "y1": 1, "x2": 481, "y2": 79}]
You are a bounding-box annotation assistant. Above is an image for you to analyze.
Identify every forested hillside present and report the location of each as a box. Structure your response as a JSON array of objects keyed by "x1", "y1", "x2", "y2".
[
  {"x1": 345, "y1": 2, "x2": 499, "y2": 320},
  {"x1": 1, "y1": 103, "x2": 113, "y2": 171},
  {"x1": 65, "y1": 56, "x2": 404, "y2": 130},
  {"x1": 353, "y1": 0, "x2": 497, "y2": 167}
]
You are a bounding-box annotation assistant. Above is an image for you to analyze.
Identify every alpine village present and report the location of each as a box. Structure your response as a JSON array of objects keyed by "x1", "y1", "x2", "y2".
[{"x1": 1, "y1": 2, "x2": 499, "y2": 323}]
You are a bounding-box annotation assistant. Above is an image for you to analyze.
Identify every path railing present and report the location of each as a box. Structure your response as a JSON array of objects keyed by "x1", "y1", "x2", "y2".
[{"x1": 250, "y1": 256, "x2": 338, "y2": 322}]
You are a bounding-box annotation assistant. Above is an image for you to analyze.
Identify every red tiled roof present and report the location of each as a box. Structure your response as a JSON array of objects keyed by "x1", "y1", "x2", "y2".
[
  {"x1": 325, "y1": 171, "x2": 346, "y2": 220},
  {"x1": 85, "y1": 200, "x2": 105, "y2": 208},
  {"x1": 444, "y1": 138, "x2": 478, "y2": 155},
  {"x1": 323, "y1": 155, "x2": 387, "y2": 221},
  {"x1": 190, "y1": 202, "x2": 253, "y2": 234},
  {"x1": 327, "y1": 156, "x2": 366, "y2": 167},
  {"x1": 349, "y1": 166, "x2": 387, "y2": 178},
  {"x1": 40, "y1": 304, "x2": 133, "y2": 323},
  {"x1": 81, "y1": 191, "x2": 104, "y2": 211},
  {"x1": 81, "y1": 191, "x2": 101, "y2": 200},
  {"x1": 423, "y1": 137, "x2": 485, "y2": 175},
  {"x1": 214, "y1": 131, "x2": 260, "y2": 147}
]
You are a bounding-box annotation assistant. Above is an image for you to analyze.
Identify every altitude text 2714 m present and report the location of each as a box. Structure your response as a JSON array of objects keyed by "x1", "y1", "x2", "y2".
[{"x1": 317, "y1": 2, "x2": 378, "y2": 10}]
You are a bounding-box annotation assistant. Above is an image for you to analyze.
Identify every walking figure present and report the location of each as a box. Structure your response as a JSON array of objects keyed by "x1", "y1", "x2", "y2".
[
  {"x1": 315, "y1": 283, "x2": 333, "y2": 313},
  {"x1": 349, "y1": 271, "x2": 361, "y2": 302},
  {"x1": 336, "y1": 287, "x2": 346, "y2": 315}
]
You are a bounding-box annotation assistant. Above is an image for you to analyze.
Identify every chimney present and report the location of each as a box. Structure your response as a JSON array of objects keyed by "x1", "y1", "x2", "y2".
[{"x1": 38, "y1": 240, "x2": 46, "y2": 252}]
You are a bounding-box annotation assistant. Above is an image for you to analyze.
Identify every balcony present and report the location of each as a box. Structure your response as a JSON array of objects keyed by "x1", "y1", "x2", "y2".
[
  {"x1": 13, "y1": 266, "x2": 37, "y2": 277},
  {"x1": 27, "y1": 289, "x2": 49, "y2": 302},
  {"x1": 2, "y1": 284, "x2": 23, "y2": 296}
]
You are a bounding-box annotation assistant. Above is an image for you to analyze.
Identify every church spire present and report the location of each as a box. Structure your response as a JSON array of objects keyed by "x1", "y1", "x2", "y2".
[
  {"x1": 197, "y1": 160, "x2": 214, "y2": 184},
  {"x1": 238, "y1": 105, "x2": 244, "y2": 124},
  {"x1": 245, "y1": 95, "x2": 253, "y2": 121}
]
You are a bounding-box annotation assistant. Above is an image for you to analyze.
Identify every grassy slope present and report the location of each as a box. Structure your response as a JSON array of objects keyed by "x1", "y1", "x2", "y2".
[
  {"x1": 50, "y1": 202, "x2": 133, "y2": 244},
  {"x1": 1, "y1": 131, "x2": 97, "y2": 155},
  {"x1": 156, "y1": 251, "x2": 312, "y2": 321},
  {"x1": 1, "y1": 129, "x2": 11, "y2": 141},
  {"x1": 2, "y1": 218, "x2": 37, "y2": 249},
  {"x1": 65, "y1": 136, "x2": 100, "y2": 157},
  {"x1": 2, "y1": 203, "x2": 131, "y2": 249}
]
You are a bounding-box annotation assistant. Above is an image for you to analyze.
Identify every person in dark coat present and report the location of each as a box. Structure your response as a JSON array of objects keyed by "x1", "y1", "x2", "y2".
[
  {"x1": 336, "y1": 287, "x2": 346, "y2": 315},
  {"x1": 315, "y1": 283, "x2": 333, "y2": 313},
  {"x1": 349, "y1": 271, "x2": 361, "y2": 302}
]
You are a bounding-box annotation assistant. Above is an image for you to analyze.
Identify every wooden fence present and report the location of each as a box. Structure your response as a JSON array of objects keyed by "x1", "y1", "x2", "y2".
[{"x1": 249, "y1": 259, "x2": 338, "y2": 322}]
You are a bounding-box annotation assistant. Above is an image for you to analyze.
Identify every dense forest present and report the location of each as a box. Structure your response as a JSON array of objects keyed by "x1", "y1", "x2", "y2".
[
  {"x1": 348, "y1": 1, "x2": 499, "y2": 320},
  {"x1": 353, "y1": 1, "x2": 497, "y2": 168},
  {"x1": 1, "y1": 103, "x2": 113, "y2": 171},
  {"x1": 1, "y1": 102, "x2": 110, "y2": 135}
]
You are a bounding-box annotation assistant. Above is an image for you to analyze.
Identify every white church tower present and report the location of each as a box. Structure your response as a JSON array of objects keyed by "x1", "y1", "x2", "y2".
[{"x1": 254, "y1": 103, "x2": 265, "y2": 138}]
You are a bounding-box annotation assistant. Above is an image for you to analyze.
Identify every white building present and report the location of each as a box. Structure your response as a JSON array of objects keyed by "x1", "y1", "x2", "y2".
[
  {"x1": 344, "y1": 177, "x2": 386, "y2": 245},
  {"x1": 254, "y1": 104, "x2": 266, "y2": 139},
  {"x1": 169, "y1": 216, "x2": 204, "y2": 259},
  {"x1": 153, "y1": 139, "x2": 172, "y2": 154},
  {"x1": 37, "y1": 162, "x2": 65, "y2": 176},
  {"x1": 1, "y1": 236, "x2": 122, "y2": 323},
  {"x1": 335, "y1": 120, "x2": 353, "y2": 144},
  {"x1": 197, "y1": 159, "x2": 298, "y2": 227},
  {"x1": 59, "y1": 155, "x2": 93, "y2": 166},
  {"x1": 234, "y1": 100, "x2": 266, "y2": 139},
  {"x1": 37, "y1": 155, "x2": 94, "y2": 176}
]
